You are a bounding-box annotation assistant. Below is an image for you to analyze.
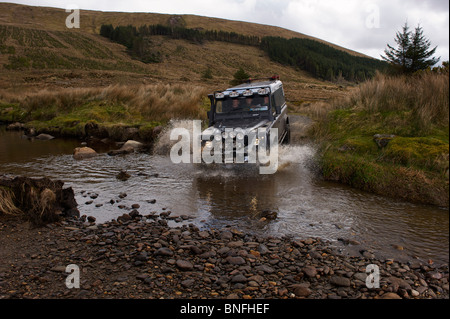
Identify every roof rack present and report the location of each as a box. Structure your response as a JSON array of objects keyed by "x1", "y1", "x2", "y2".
[{"x1": 243, "y1": 75, "x2": 280, "y2": 84}]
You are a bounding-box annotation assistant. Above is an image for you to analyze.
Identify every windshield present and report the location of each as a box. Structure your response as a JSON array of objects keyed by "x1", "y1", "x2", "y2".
[{"x1": 215, "y1": 96, "x2": 270, "y2": 115}]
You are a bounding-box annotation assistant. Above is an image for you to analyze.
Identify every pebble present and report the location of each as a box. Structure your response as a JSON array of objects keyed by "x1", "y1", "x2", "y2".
[
  {"x1": 176, "y1": 260, "x2": 194, "y2": 271},
  {"x1": 330, "y1": 276, "x2": 351, "y2": 287},
  {"x1": 1, "y1": 211, "x2": 448, "y2": 300}
]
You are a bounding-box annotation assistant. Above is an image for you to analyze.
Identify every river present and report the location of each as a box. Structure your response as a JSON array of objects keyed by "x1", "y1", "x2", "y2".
[{"x1": 0, "y1": 123, "x2": 448, "y2": 266}]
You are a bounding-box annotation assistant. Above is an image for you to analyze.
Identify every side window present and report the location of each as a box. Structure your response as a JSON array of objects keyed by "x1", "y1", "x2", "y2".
[
  {"x1": 272, "y1": 87, "x2": 285, "y2": 116},
  {"x1": 271, "y1": 94, "x2": 277, "y2": 116},
  {"x1": 274, "y1": 88, "x2": 285, "y2": 108}
]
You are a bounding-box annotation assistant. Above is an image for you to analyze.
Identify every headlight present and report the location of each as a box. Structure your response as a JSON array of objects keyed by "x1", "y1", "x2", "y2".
[
  {"x1": 222, "y1": 131, "x2": 228, "y2": 139},
  {"x1": 229, "y1": 131, "x2": 236, "y2": 139},
  {"x1": 204, "y1": 141, "x2": 213, "y2": 149},
  {"x1": 214, "y1": 134, "x2": 222, "y2": 141},
  {"x1": 229, "y1": 91, "x2": 239, "y2": 98},
  {"x1": 237, "y1": 132, "x2": 244, "y2": 140}
]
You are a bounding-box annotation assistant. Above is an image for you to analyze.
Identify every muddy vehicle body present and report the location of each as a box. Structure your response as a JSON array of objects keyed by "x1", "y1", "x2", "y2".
[{"x1": 202, "y1": 76, "x2": 290, "y2": 164}]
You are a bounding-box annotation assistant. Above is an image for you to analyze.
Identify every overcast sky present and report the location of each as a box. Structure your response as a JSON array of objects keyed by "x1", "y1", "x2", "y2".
[{"x1": 5, "y1": 0, "x2": 450, "y2": 62}]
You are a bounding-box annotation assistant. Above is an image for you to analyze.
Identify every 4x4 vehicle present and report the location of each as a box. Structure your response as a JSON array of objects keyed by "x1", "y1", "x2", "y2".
[{"x1": 201, "y1": 76, "x2": 290, "y2": 164}]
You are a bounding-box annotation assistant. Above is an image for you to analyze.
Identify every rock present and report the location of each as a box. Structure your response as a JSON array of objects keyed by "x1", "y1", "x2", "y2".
[
  {"x1": 122, "y1": 140, "x2": 144, "y2": 149},
  {"x1": 129, "y1": 210, "x2": 141, "y2": 219},
  {"x1": 198, "y1": 231, "x2": 210, "y2": 239},
  {"x1": 24, "y1": 127, "x2": 36, "y2": 137},
  {"x1": 35, "y1": 133, "x2": 55, "y2": 141},
  {"x1": 302, "y1": 266, "x2": 317, "y2": 278},
  {"x1": 220, "y1": 231, "x2": 233, "y2": 240},
  {"x1": 73, "y1": 147, "x2": 97, "y2": 160},
  {"x1": 258, "y1": 210, "x2": 278, "y2": 220},
  {"x1": 117, "y1": 214, "x2": 131, "y2": 223},
  {"x1": 330, "y1": 276, "x2": 351, "y2": 287},
  {"x1": 108, "y1": 140, "x2": 144, "y2": 156},
  {"x1": 231, "y1": 274, "x2": 247, "y2": 283},
  {"x1": 51, "y1": 265, "x2": 67, "y2": 272},
  {"x1": 258, "y1": 244, "x2": 270, "y2": 255},
  {"x1": 294, "y1": 286, "x2": 312, "y2": 297},
  {"x1": 225, "y1": 256, "x2": 246, "y2": 265},
  {"x1": 381, "y1": 292, "x2": 402, "y2": 299},
  {"x1": 6, "y1": 122, "x2": 24, "y2": 131},
  {"x1": 176, "y1": 260, "x2": 194, "y2": 271},
  {"x1": 136, "y1": 252, "x2": 148, "y2": 262},
  {"x1": 136, "y1": 273, "x2": 149, "y2": 281},
  {"x1": 181, "y1": 279, "x2": 195, "y2": 288},
  {"x1": 189, "y1": 245, "x2": 202, "y2": 255},
  {"x1": 0, "y1": 176, "x2": 79, "y2": 223},
  {"x1": 116, "y1": 171, "x2": 131, "y2": 181},
  {"x1": 255, "y1": 264, "x2": 275, "y2": 274},
  {"x1": 353, "y1": 273, "x2": 367, "y2": 282},
  {"x1": 373, "y1": 134, "x2": 395, "y2": 149},
  {"x1": 387, "y1": 277, "x2": 412, "y2": 291}
]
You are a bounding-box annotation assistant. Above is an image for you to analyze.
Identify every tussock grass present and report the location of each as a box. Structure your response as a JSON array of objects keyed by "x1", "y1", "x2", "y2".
[
  {"x1": 0, "y1": 187, "x2": 21, "y2": 215},
  {"x1": 1, "y1": 83, "x2": 209, "y2": 127},
  {"x1": 310, "y1": 71, "x2": 449, "y2": 207},
  {"x1": 349, "y1": 71, "x2": 449, "y2": 132}
]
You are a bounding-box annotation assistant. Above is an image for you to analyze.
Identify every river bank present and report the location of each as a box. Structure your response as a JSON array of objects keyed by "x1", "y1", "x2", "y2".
[
  {"x1": 307, "y1": 71, "x2": 449, "y2": 208},
  {"x1": 0, "y1": 209, "x2": 448, "y2": 300}
]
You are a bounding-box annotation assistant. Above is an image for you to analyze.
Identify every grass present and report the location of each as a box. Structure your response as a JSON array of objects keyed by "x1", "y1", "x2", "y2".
[
  {"x1": 0, "y1": 187, "x2": 21, "y2": 216},
  {"x1": 0, "y1": 84, "x2": 209, "y2": 140},
  {"x1": 0, "y1": 3, "x2": 368, "y2": 58},
  {"x1": 310, "y1": 70, "x2": 449, "y2": 207}
]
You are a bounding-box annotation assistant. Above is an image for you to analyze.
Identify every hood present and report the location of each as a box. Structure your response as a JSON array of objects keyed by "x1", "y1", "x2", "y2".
[{"x1": 214, "y1": 119, "x2": 270, "y2": 131}]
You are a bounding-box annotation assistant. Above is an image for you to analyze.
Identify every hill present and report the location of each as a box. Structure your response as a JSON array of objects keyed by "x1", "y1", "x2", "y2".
[
  {"x1": 0, "y1": 3, "x2": 379, "y2": 102},
  {"x1": 0, "y1": 3, "x2": 368, "y2": 57}
]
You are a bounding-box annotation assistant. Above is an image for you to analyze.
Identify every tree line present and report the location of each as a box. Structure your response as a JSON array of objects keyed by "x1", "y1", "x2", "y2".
[
  {"x1": 260, "y1": 37, "x2": 388, "y2": 82},
  {"x1": 99, "y1": 24, "x2": 388, "y2": 81}
]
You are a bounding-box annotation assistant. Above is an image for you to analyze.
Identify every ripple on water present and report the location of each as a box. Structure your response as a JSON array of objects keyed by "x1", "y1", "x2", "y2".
[{"x1": 0, "y1": 128, "x2": 448, "y2": 265}]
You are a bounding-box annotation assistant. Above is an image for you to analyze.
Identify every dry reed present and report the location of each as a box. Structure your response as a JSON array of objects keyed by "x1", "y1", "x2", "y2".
[{"x1": 2, "y1": 83, "x2": 209, "y2": 123}]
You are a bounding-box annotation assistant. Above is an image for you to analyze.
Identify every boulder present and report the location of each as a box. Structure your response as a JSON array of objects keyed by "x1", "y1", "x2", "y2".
[
  {"x1": 35, "y1": 133, "x2": 55, "y2": 141},
  {"x1": 0, "y1": 176, "x2": 79, "y2": 225},
  {"x1": 116, "y1": 170, "x2": 131, "y2": 181},
  {"x1": 73, "y1": 147, "x2": 98, "y2": 160},
  {"x1": 373, "y1": 134, "x2": 395, "y2": 149},
  {"x1": 6, "y1": 122, "x2": 24, "y2": 131},
  {"x1": 108, "y1": 140, "x2": 144, "y2": 156}
]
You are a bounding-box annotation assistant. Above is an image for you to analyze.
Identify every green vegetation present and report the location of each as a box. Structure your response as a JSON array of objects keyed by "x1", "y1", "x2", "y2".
[
  {"x1": 100, "y1": 24, "x2": 260, "y2": 64},
  {"x1": 0, "y1": 24, "x2": 144, "y2": 72},
  {"x1": 382, "y1": 22, "x2": 440, "y2": 74},
  {"x1": 260, "y1": 37, "x2": 388, "y2": 82},
  {"x1": 99, "y1": 24, "x2": 387, "y2": 82},
  {"x1": 0, "y1": 84, "x2": 208, "y2": 140},
  {"x1": 311, "y1": 70, "x2": 449, "y2": 206},
  {"x1": 230, "y1": 67, "x2": 250, "y2": 86}
]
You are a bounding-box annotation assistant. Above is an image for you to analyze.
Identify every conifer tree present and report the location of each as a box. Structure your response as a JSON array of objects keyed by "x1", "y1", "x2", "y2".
[{"x1": 382, "y1": 22, "x2": 440, "y2": 74}]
